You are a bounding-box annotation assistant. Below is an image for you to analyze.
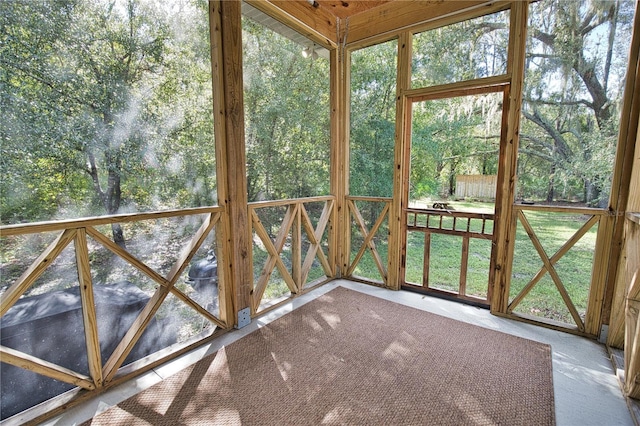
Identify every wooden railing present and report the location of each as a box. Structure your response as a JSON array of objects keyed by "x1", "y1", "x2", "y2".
[
  {"x1": 507, "y1": 204, "x2": 607, "y2": 333},
  {"x1": 345, "y1": 196, "x2": 392, "y2": 285},
  {"x1": 0, "y1": 207, "x2": 226, "y2": 421},
  {"x1": 622, "y1": 213, "x2": 640, "y2": 398},
  {"x1": 404, "y1": 207, "x2": 495, "y2": 303},
  {"x1": 248, "y1": 196, "x2": 336, "y2": 313}
]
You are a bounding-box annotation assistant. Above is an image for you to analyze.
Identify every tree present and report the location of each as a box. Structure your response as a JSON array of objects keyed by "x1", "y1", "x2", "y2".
[
  {"x1": 520, "y1": 0, "x2": 633, "y2": 206},
  {"x1": 1, "y1": 0, "x2": 167, "y2": 245},
  {"x1": 408, "y1": 11, "x2": 508, "y2": 201},
  {"x1": 410, "y1": 95, "x2": 502, "y2": 201},
  {"x1": 1, "y1": 0, "x2": 216, "y2": 244},
  {"x1": 412, "y1": 10, "x2": 510, "y2": 88},
  {"x1": 242, "y1": 17, "x2": 330, "y2": 202},
  {"x1": 349, "y1": 39, "x2": 397, "y2": 198}
]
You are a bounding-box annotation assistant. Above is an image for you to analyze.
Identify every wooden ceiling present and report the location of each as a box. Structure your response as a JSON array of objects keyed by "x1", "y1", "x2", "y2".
[
  {"x1": 261, "y1": 0, "x2": 505, "y2": 47},
  {"x1": 314, "y1": 0, "x2": 392, "y2": 19}
]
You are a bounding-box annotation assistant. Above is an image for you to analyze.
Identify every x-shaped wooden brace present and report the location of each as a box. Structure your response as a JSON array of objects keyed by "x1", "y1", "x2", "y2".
[
  {"x1": 347, "y1": 200, "x2": 389, "y2": 284},
  {"x1": 508, "y1": 211, "x2": 600, "y2": 331},
  {"x1": 251, "y1": 201, "x2": 334, "y2": 312}
]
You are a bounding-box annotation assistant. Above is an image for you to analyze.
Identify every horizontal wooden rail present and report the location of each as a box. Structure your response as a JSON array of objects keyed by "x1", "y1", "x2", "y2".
[
  {"x1": 0, "y1": 206, "x2": 224, "y2": 237},
  {"x1": 514, "y1": 203, "x2": 608, "y2": 215},
  {"x1": 248, "y1": 195, "x2": 335, "y2": 209},
  {"x1": 404, "y1": 74, "x2": 509, "y2": 102},
  {"x1": 406, "y1": 208, "x2": 494, "y2": 239},
  {"x1": 406, "y1": 207, "x2": 494, "y2": 220},
  {"x1": 346, "y1": 196, "x2": 393, "y2": 203}
]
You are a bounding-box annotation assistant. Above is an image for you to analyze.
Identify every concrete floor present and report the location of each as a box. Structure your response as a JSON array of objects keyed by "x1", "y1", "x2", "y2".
[{"x1": 44, "y1": 279, "x2": 633, "y2": 426}]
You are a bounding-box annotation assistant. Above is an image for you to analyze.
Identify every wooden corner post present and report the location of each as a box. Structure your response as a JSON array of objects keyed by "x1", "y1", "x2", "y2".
[
  {"x1": 331, "y1": 39, "x2": 348, "y2": 278},
  {"x1": 606, "y1": 1, "x2": 640, "y2": 346},
  {"x1": 490, "y1": 1, "x2": 528, "y2": 314},
  {"x1": 210, "y1": 0, "x2": 251, "y2": 328},
  {"x1": 388, "y1": 32, "x2": 412, "y2": 291}
]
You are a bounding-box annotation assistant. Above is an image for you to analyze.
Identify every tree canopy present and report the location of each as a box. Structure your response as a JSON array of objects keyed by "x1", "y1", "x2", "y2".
[
  {"x1": 1, "y1": 0, "x2": 216, "y2": 234},
  {"x1": 242, "y1": 17, "x2": 331, "y2": 202},
  {"x1": 348, "y1": 0, "x2": 633, "y2": 207},
  {"x1": 519, "y1": 0, "x2": 634, "y2": 205},
  {"x1": 0, "y1": 0, "x2": 634, "y2": 231}
]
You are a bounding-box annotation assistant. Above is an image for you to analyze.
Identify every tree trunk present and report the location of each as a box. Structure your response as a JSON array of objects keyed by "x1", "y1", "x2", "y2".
[
  {"x1": 584, "y1": 179, "x2": 600, "y2": 207},
  {"x1": 547, "y1": 163, "x2": 556, "y2": 202},
  {"x1": 105, "y1": 150, "x2": 126, "y2": 248},
  {"x1": 86, "y1": 148, "x2": 126, "y2": 248},
  {"x1": 448, "y1": 162, "x2": 457, "y2": 196}
]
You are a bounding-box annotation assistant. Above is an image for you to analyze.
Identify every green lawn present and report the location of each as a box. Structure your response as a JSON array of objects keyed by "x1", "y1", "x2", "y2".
[{"x1": 509, "y1": 209, "x2": 597, "y2": 324}]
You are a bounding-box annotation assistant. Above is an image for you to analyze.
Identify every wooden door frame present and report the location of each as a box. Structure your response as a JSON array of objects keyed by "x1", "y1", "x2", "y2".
[{"x1": 398, "y1": 81, "x2": 510, "y2": 307}]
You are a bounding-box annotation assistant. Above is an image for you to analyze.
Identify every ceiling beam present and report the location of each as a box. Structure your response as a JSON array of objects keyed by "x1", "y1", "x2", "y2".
[{"x1": 246, "y1": 0, "x2": 338, "y2": 48}]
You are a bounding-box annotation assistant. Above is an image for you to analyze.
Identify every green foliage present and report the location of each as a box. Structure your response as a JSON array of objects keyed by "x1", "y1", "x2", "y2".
[
  {"x1": 518, "y1": 0, "x2": 633, "y2": 206},
  {"x1": 3, "y1": 0, "x2": 631, "y2": 226},
  {"x1": 410, "y1": 94, "x2": 502, "y2": 200},
  {"x1": 242, "y1": 18, "x2": 330, "y2": 202},
  {"x1": 345, "y1": 0, "x2": 631, "y2": 207},
  {"x1": 349, "y1": 40, "x2": 397, "y2": 197},
  {"x1": 1, "y1": 0, "x2": 216, "y2": 225},
  {"x1": 412, "y1": 10, "x2": 510, "y2": 88}
]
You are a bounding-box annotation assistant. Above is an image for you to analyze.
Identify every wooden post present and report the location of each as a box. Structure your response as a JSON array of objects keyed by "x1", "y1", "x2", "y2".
[
  {"x1": 332, "y1": 36, "x2": 349, "y2": 278},
  {"x1": 292, "y1": 203, "x2": 302, "y2": 291},
  {"x1": 625, "y1": 265, "x2": 640, "y2": 398},
  {"x1": 388, "y1": 31, "x2": 412, "y2": 291},
  {"x1": 210, "y1": 0, "x2": 231, "y2": 327},
  {"x1": 490, "y1": 1, "x2": 528, "y2": 314},
  {"x1": 601, "y1": 0, "x2": 640, "y2": 337},
  {"x1": 604, "y1": 79, "x2": 640, "y2": 342},
  {"x1": 460, "y1": 236, "x2": 470, "y2": 296},
  {"x1": 75, "y1": 228, "x2": 103, "y2": 389},
  {"x1": 210, "y1": 0, "x2": 251, "y2": 327}
]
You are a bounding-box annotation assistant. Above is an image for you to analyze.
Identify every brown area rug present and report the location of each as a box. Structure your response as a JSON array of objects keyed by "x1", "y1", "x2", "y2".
[{"x1": 84, "y1": 286, "x2": 555, "y2": 425}]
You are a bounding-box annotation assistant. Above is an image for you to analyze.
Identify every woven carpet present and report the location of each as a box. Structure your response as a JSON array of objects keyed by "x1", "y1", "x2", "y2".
[{"x1": 83, "y1": 286, "x2": 555, "y2": 425}]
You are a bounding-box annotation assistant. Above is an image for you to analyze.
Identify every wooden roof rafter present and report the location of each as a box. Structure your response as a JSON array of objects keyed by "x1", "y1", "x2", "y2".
[{"x1": 247, "y1": 0, "x2": 339, "y2": 47}]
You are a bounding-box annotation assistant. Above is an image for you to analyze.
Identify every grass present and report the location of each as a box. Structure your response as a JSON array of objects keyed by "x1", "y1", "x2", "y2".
[
  {"x1": 404, "y1": 231, "x2": 493, "y2": 299},
  {"x1": 509, "y1": 210, "x2": 597, "y2": 323}
]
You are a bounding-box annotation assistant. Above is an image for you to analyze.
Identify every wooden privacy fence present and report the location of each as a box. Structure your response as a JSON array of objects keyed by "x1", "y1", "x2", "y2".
[
  {"x1": 0, "y1": 207, "x2": 226, "y2": 417},
  {"x1": 405, "y1": 207, "x2": 495, "y2": 304},
  {"x1": 455, "y1": 175, "x2": 497, "y2": 199},
  {"x1": 345, "y1": 196, "x2": 392, "y2": 286},
  {"x1": 248, "y1": 196, "x2": 336, "y2": 313}
]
